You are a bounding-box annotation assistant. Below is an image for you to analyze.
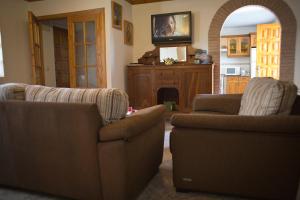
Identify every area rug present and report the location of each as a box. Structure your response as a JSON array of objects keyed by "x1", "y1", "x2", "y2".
[{"x1": 0, "y1": 148, "x2": 248, "y2": 200}]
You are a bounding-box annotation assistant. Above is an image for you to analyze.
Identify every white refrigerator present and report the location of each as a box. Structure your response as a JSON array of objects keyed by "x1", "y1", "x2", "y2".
[{"x1": 250, "y1": 48, "x2": 257, "y2": 78}]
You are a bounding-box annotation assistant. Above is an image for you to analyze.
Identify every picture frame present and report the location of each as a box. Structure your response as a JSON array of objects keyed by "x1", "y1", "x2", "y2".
[
  {"x1": 124, "y1": 20, "x2": 133, "y2": 46},
  {"x1": 112, "y1": 1, "x2": 122, "y2": 30}
]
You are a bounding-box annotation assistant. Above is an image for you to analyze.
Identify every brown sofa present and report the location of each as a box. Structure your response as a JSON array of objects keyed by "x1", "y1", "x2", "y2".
[
  {"x1": 170, "y1": 94, "x2": 300, "y2": 200},
  {"x1": 0, "y1": 100, "x2": 166, "y2": 200}
]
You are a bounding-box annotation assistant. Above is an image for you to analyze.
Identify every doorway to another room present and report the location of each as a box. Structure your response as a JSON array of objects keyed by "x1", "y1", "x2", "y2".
[
  {"x1": 41, "y1": 19, "x2": 69, "y2": 88},
  {"x1": 219, "y1": 5, "x2": 281, "y2": 94}
]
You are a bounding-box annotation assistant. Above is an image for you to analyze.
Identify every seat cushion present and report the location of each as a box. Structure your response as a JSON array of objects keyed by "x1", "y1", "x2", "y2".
[
  {"x1": 239, "y1": 77, "x2": 284, "y2": 116},
  {"x1": 25, "y1": 85, "x2": 129, "y2": 125},
  {"x1": 0, "y1": 83, "x2": 27, "y2": 101}
]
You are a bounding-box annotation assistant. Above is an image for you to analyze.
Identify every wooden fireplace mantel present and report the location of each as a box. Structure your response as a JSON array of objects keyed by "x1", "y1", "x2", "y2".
[{"x1": 127, "y1": 63, "x2": 214, "y2": 112}]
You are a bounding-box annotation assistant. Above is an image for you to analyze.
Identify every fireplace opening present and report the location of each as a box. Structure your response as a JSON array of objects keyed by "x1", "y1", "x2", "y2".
[{"x1": 157, "y1": 87, "x2": 179, "y2": 111}]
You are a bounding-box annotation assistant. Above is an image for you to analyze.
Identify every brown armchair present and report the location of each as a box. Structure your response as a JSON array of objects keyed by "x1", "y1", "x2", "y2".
[{"x1": 170, "y1": 94, "x2": 300, "y2": 200}]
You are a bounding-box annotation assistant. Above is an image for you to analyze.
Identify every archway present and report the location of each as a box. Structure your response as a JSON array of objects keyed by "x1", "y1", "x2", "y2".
[{"x1": 208, "y1": 0, "x2": 297, "y2": 93}]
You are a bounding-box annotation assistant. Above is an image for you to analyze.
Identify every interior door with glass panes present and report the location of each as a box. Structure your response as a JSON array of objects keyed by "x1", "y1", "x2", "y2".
[{"x1": 68, "y1": 9, "x2": 106, "y2": 88}]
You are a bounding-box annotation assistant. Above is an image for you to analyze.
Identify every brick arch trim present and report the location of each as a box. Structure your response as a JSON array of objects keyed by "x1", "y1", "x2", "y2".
[{"x1": 208, "y1": 0, "x2": 297, "y2": 94}]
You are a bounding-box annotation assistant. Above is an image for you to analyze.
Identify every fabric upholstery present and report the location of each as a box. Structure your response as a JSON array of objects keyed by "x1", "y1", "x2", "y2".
[
  {"x1": 25, "y1": 85, "x2": 129, "y2": 125},
  {"x1": 170, "y1": 127, "x2": 300, "y2": 200},
  {"x1": 0, "y1": 83, "x2": 26, "y2": 101},
  {"x1": 170, "y1": 93, "x2": 300, "y2": 200},
  {"x1": 0, "y1": 100, "x2": 166, "y2": 200},
  {"x1": 193, "y1": 94, "x2": 242, "y2": 114},
  {"x1": 278, "y1": 81, "x2": 298, "y2": 115},
  {"x1": 0, "y1": 101, "x2": 102, "y2": 199},
  {"x1": 99, "y1": 105, "x2": 166, "y2": 142},
  {"x1": 239, "y1": 77, "x2": 285, "y2": 116},
  {"x1": 98, "y1": 116, "x2": 165, "y2": 200},
  {"x1": 171, "y1": 113, "x2": 300, "y2": 134}
]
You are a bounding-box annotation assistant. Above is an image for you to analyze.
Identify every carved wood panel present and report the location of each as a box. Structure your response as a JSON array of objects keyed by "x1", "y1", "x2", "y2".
[
  {"x1": 128, "y1": 68, "x2": 154, "y2": 109},
  {"x1": 128, "y1": 64, "x2": 213, "y2": 112}
]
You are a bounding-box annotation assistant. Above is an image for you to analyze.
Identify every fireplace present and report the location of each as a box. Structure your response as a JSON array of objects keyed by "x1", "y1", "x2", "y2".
[{"x1": 157, "y1": 87, "x2": 179, "y2": 111}]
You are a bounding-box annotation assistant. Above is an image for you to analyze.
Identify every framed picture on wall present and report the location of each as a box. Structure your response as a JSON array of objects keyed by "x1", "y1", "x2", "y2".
[
  {"x1": 124, "y1": 20, "x2": 133, "y2": 45},
  {"x1": 112, "y1": 1, "x2": 122, "y2": 30}
]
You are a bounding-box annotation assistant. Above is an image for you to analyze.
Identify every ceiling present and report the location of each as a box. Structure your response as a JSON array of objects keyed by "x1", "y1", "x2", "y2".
[
  {"x1": 25, "y1": 0, "x2": 171, "y2": 4},
  {"x1": 126, "y1": 0, "x2": 171, "y2": 4},
  {"x1": 223, "y1": 5, "x2": 278, "y2": 28}
]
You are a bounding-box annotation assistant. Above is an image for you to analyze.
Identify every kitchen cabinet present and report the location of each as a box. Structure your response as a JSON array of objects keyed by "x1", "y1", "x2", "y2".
[
  {"x1": 226, "y1": 76, "x2": 250, "y2": 94},
  {"x1": 227, "y1": 35, "x2": 250, "y2": 57},
  {"x1": 250, "y1": 33, "x2": 257, "y2": 48}
]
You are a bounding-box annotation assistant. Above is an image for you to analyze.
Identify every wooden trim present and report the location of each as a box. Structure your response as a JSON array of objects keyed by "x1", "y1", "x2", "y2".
[
  {"x1": 98, "y1": 9, "x2": 107, "y2": 87},
  {"x1": 39, "y1": 21, "x2": 45, "y2": 84},
  {"x1": 125, "y1": 0, "x2": 172, "y2": 4},
  {"x1": 37, "y1": 8, "x2": 105, "y2": 21},
  {"x1": 221, "y1": 34, "x2": 250, "y2": 38},
  {"x1": 28, "y1": 12, "x2": 36, "y2": 84},
  {"x1": 28, "y1": 11, "x2": 45, "y2": 85}
]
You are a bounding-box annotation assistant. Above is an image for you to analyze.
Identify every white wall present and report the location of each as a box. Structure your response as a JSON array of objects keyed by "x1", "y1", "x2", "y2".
[
  {"x1": 132, "y1": 0, "x2": 300, "y2": 88},
  {"x1": 109, "y1": 0, "x2": 132, "y2": 90},
  {"x1": 41, "y1": 24, "x2": 56, "y2": 87},
  {"x1": 221, "y1": 26, "x2": 256, "y2": 36},
  {"x1": 132, "y1": 0, "x2": 225, "y2": 63},
  {"x1": 28, "y1": 0, "x2": 133, "y2": 90},
  {"x1": 0, "y1": 0, "x2": 31, "y2": 84}
]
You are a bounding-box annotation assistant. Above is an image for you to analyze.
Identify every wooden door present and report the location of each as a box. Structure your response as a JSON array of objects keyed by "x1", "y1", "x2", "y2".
[
  {"x1": 68, "y1": 9, "x2": 106, "y2": 88},
  {"x1": 53, "y1": 27, "x2": 69, "y2": 87},
  {"x1": 28, "y1": 12, "x2": 45, "y2": 85},
  {"x1": 257, "y1": 23, "x2": 281, "y2": 79}
]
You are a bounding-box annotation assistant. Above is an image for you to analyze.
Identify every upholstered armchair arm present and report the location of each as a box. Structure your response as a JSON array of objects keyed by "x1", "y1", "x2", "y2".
[
  {"x1": 99, "y1": 105, "x2": 166, "y2": 142},
  {"x1": 192, "y1": 94, "x2": 242, "y2": 115},
  {"x1": 171, "y1": 114, "x2": 300, "y2": 134}
]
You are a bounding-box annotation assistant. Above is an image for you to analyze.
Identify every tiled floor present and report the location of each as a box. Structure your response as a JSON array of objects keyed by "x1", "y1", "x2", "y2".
[{"x1": 164, "y1": 121, "x2": 173, "y2": 148}]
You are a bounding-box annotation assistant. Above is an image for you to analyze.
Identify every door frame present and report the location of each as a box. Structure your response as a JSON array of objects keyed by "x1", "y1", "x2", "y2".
[
  {"x1": 28, "y1": 11, "x2": 45, "y2": 85},
  {"x1": 31, "y1": 8, "x2": 107, "y2": 88}
]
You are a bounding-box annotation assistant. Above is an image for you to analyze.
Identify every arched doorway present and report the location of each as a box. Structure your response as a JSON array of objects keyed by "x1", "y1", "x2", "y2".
[
  {"x1": 220, "y1": 6, "x2": 281, "y2": 94},
  {"x1": 208, "y1": 0, "x2": 297, "y2": 94}
]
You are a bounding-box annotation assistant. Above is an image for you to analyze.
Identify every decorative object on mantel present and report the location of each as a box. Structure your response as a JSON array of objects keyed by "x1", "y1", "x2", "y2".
[
  {"x1": 138, "y1": 48, "x2": 160, "y2": 65},
  {"x1": 163, "y1": 58, "x2": 177, "y2": 65},
  {"x1": 194, "y1": 49, "x2": 213, "y2": 64},
  {"x1": 138, "y1": 45, "x2": 213, "y2": 65}
]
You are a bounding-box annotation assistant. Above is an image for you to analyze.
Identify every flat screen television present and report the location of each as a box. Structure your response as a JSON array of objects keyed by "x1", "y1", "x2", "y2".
[{"x1": 151, "y1": 11, "x2": 192, "y2": 44}]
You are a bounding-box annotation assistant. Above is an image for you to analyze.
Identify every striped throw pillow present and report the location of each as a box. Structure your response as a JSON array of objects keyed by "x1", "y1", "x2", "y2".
[
  {"x1": 239, "y1": 77, "x2": 284, "y2": 116},
  {"x1": 0, "y1": 83, "x2": 27, "y2": 101},
  {"x1": 25, "y1": 85, "x2": 129, "y2": 125}
]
